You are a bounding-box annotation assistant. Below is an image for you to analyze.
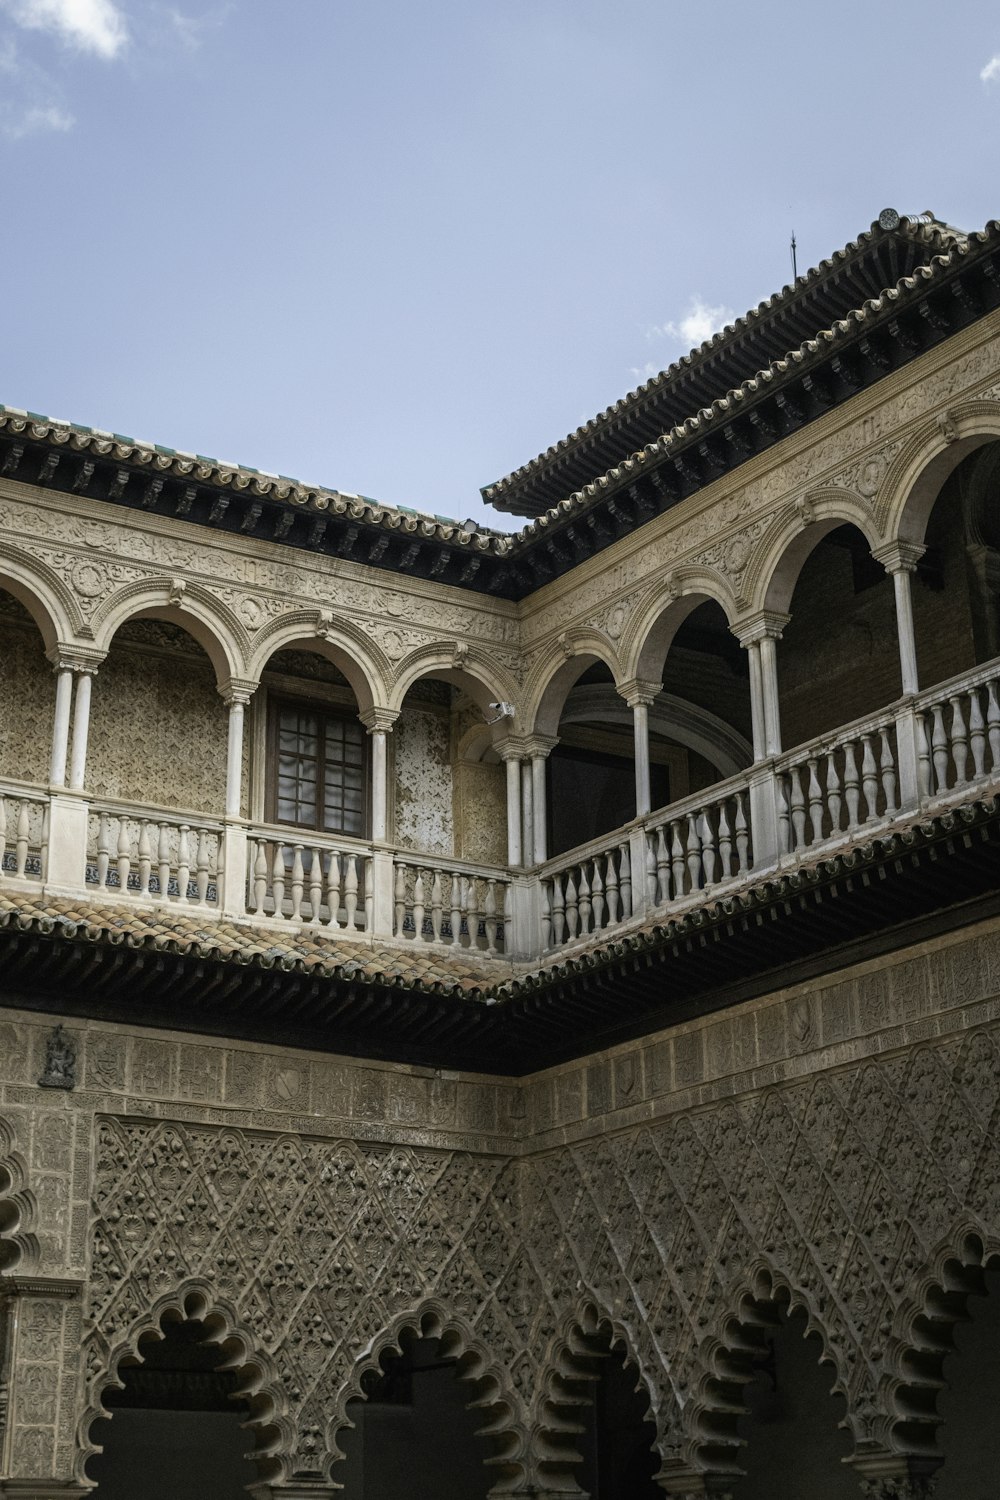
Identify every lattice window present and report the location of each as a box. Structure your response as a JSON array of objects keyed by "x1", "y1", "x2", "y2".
[{"x1": 267, "y1": 699, "x2": 368, "y2": 837}]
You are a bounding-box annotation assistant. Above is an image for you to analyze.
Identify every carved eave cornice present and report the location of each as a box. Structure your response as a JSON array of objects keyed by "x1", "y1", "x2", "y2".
[
  {"x1": 2, "y1": 796, "x2": 1000, "y2": 1073},
  {"x1": 2, "y1": 222, "x2": 999, "y2": 602},
  {"x1": 501, "y1": 223, "x2": 1000, "y2": 580}
]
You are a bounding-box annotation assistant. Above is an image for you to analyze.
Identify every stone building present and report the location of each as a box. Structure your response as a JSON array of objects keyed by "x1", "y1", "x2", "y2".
[{"x1": 1, "y1": 208, "x2": 1000, "y2": 1498}]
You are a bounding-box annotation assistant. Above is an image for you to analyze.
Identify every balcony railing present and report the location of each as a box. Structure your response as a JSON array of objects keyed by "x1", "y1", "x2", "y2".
[{"x1": 7, "y1": 655, "x2": 1000, "y2": 965}]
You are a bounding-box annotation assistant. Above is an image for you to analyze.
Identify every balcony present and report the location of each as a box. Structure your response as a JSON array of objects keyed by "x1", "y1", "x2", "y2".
[{"x1": 2, "y1": 653, "x2": 997, "y2": 973}]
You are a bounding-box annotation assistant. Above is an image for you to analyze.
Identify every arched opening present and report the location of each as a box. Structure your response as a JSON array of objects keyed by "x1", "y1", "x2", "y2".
[
  {"x1": 336, "y1": 1334, "x2": 493, "y2": 1500},
  {"x1": 908, "y1": 442, "x2": 1000, "y2": 687},
  {"x1": 546, "y1": 660, "x2": 648, "y2": 857},
  {"x1": 933, "y1": 1259, "x2": 1000, "y2": 1498},
  {"x1": 86, "y1": 1316, "x2": 260, "y2": 1500},
  {"x1": 0, "y1": 588, "x2": 53, "y2": 789},
  {"x1": 700, "y1": 1296, "x2": 854, "y2": 1500},
  {"x1": 539, "y1": 1314, "x2": 660, "y2": 1500},
  {"x1": 775, "y1": 524, "x2": 901, "y2": 749},
  {"x1": 390, "y1": 668, "x2": 507, "y2": 948}
]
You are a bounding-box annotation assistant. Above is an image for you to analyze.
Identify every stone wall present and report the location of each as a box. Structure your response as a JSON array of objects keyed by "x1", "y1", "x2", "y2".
[
  {"x1": 0, "y1": 596, "x2": 53, "y2": 786},
  {"x1": 2, "y1": 917, "x2": 1000, "y2": 1491}
]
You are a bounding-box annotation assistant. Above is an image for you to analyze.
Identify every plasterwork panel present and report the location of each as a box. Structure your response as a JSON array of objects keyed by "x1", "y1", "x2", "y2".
[
  {"x1": 0, "y1": 607, "x2": 52, "y2": 788},
  {"x1": 393, "y1": 705, "x2": 453, "y2": 856}
]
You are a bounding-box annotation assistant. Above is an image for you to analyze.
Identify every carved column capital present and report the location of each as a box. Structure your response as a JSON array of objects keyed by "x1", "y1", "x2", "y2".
[
  {"x1": 46, "y1": 645, "x2": 105, "y2": 676},
  {"x1": 871, "y1": 540, "x2": 927, "y2": 575},
  {"x1": 218, "y1": 675, "x2": 258, "y2": 708},
  {"x1": 521, "y1": 733, "x2": 560, "y2": 759},
  {"x1": 734, "y1": 610, "x2": 790, "y2": 647},
  {"x1": 359, "y1": 706, "x2": 400, "y2": 735},
  {"x1": 496, "y1": 735, "x2": 530, "y2": 763},
  {"x1": 617, "y1": 676, "x2": 661, "y2": 709}
]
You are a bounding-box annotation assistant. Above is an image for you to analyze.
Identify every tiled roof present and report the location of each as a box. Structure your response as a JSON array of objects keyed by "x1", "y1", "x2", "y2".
[{"x1": 0, "y1": 892, "x2": 506, "y2": 998}]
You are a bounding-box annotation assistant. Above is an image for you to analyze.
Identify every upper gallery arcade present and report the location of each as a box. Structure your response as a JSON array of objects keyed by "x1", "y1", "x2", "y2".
[{"x1": 2, "y1": 207, "x2": 1000, "y2": 1068}]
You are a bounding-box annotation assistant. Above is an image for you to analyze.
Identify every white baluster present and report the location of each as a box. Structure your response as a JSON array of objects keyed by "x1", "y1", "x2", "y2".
[
  {"x1": 606, "y1": 851, "x2": 620, "y2": 925},
  {"x1": 700, "y1": 811, "x2": 717, "y2": 886},
  {"x1": 195, "y1": 828, "x2": 210, "y2": 905},
  {"x1": 861, "y1": 734, "x2": 878, "y2": 821},
  {"x1": 15, "y1": 801, "x2": 29, "y2": 879},
  {"x1": 826, "y1": 752, "x2": 843, "y2": 835},
  {"x1": 777, "y1": 775, "x2": 791, "y2": 855},
  {"x1": 950, "y1": 694, "x2": 969, "y2": 785},
  {"x1": 270, "y1": 842, "x2": 285, "y2": 916},
  {"x1": 449, "y1": 871, "x2": 462, "y2": 948},
  {"x1": 619, "y1": 840, "x2": 632, "y2": 918},
  {"x1": 879, "y1": 728, "x2": 898, "y2": 814},
  {"x1": 308, "y1": 848, "x2": 323, "y2": 924},
  {"x1": 591, "y1": 858, "x2": 605, "y2": 931},
  {"x1": 789, "y1": 769, "x2": 806, "y2": 851},
  {"x1": 430, "y1": 869, "x2": 443, "y2": 942},
  {"x1": 393, "y1": 861, "x2": 406, "y2": 936},
  {"x1": 654, "y1": 826, "x2": 670, "y2": 904},
  {"x1": 97, "y1": 813, "x2": 111, "y2": 891},
  {"x1": 565, "y1": 870, "x2": 579, "y2": 939},
  {"x1": 969, "y1": 688, "x2": 987, "y2": 780},
  {"x1": 289, "y1": 845, "x2": 304, "y2": 920},
  {"x1": 0, "y1": 795, "x2": 7, "y2": 879},
  {"x1": 363, "y1": 857, "x2": 373, "y2": 932},
  {"x1": 411, "y1": 867, "x2": 425, "y2": 941},
  {"x1": 467, "y1": 876, "x2": 482, "y2": 951},
  {"x1": 116, "y1": 818, "x2": 132, "y2": 895},
  {"x1": 807, "y1": 758, "x2": 823, "y2": 844},
  {"x1": 987, "y1": 679, "x2": 1000, "y2": 774},
  {"x1": 327, "y1": 851, "x2": 344, "y2": 930},
  {"x1": 735, "y1": 794, "x2": 750, "y2": 872},
  {"x1": 551, "y1": 873, "x2": 565, "y2": 948},
  {"x1": 843, "y1": 739, "x2": 861, "y2": 829},
  {"x1": 578, "y1": 862, "x2": 592, "y2": 934},
  {"x1": 717, "y1": 799, "x2": 733, "y2": 878},
  {"x1": 916, "y1": 711, "x2": 932, "y2": 798},
  {"x1": 176, "y1": 824, "x2": 191, "y2": 904},
  {"x1": 156, "y1": 823, "x2": 170, "y2": 901},
  {"x1": 541, "y1": 879, "x2": 552, "y2": 951},
  {"x1": 484, "y1": 879, "x2": 498, "y2": 955},
  {"x1": 345, "y1": 855, "x2": 359, "y2": 931},
  {"x1": 686, "y1": 813, "x2": 702, "y2": 889},
  {"x1": 670, "y1": 820, "x2": 686, "y2": 896},
  {"x1": 137, "y1": 821, "x2": 152, "y2": 898},
  {"x1": 931, "y1": 703, "x2": 949, "y2": 792},
  {"x1": 252, "y1": 840, "x2": 268, "y2": 915}
]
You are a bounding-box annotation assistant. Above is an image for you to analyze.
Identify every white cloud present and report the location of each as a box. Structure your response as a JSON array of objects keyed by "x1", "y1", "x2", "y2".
[
  {"x1": 0, "y1": 0, "x2": 128, "y2": 58},
  {"x1": 649, "y1": 296, "x2": 736, "y2": 350},
  {"x1": 165, "y1": 3, "x2": 230, "y2": 51},
  {"x1": 3, "y1": 100, "x2": 72, "y2": 136},
  {"x1": 982, "y1": 54, "x2": 1000, "y2": 83}
]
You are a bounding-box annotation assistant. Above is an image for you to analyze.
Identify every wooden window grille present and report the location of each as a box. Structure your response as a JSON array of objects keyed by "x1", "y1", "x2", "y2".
[{"x1": 267, "y1": 699, "x2": 369, "y2": 838}]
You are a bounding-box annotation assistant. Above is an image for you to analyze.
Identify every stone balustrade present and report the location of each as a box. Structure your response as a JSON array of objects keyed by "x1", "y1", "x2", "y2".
[{"x1": 4, "y1": 656, "x2": 1000, "y2": 964}]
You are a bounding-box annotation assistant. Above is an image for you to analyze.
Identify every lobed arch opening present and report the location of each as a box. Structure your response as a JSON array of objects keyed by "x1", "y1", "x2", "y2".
[
  {"x1": 0, "y1": 1118, "x2": 39, "y2": 1273},
  {"x1": 692, "y1": 1278, "x2": 855, "y2": 1499},
  {"x1": 889, "y1": 1231, "x2": 1000, "y2": 1496},
  {"x1": 331, "y1": 1306, "x2": 525, "y2": 1498},
  {"x1": 82, "y1": 1290, "x2": 285, "y2": 1498},
  {"x1": 535, "y1": 1305, "x2": 661, "y2": 1499}
]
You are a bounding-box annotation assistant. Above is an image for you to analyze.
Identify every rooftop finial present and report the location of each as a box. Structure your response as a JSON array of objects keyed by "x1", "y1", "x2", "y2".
[{"x1": 790, "y1": 231, "x2": 798, "y2": 282}]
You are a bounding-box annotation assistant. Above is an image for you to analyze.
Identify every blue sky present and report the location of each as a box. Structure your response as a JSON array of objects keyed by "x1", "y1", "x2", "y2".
[{"x1": 1, "y1": 1, "x2": 999, "y2": 530}]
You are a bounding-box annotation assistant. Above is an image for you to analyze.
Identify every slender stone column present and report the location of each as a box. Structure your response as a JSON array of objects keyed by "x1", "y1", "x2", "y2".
[
  {"x1": 224, "y1": 691, "x2": 250, "y2": 818},
  {"x1": 873, "y1": 540, "x2": 926, "y2": 697},
  {"x1": 361, "y1": 708, "x2": 399, "y2": 843},
  {"x1": 525, "y1": 734, "x2": 557, "y2": 866},
  {"x1": 216, "y1": 679, "x2": 259, "y2": 918},
  {"x1": 521, "y1": 754, "x2": 534, "y2": 866},
  {"x1": 68, "y1": 668, "x2": 95, "y2": 791},
  {"x1": 503, "y1": 747, "x2": 523, "y2": 868},
  {"x1": 47, "y1": 663, "x2": 74, "y2": 789},
  {"x1": 618, "y1": 678, "x2": 661, "y2": 819},
  {"x1": 360, "y1": 708, "x2": 399, "y2": 940},
  {"x1": 737, "y1": 612, "x2": 788, "y2": 761}
]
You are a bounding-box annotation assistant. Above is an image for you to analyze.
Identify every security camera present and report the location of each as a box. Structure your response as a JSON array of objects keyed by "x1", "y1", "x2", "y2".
[{"x1": 485, "y1": 701, "x2": 516, "y2": 725}]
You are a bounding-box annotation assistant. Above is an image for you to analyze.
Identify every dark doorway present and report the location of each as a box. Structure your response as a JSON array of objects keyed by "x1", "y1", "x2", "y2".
[
  {"x1": 88, "y1": 1320, "x2": 256, "y2": 1500},
  {"x1": 733, "y1": 1305, "x2": 854, "y2": 1500},
  {"x1": 575, "y1": 1350, "x2": 660, "y2": 1499},
  {"x1": 935, "y1": 1260, "x2": 1000, "y2": 1498},
  {"x1": 337, "y1": 1336, "x2": 491, "y2": 1499}
]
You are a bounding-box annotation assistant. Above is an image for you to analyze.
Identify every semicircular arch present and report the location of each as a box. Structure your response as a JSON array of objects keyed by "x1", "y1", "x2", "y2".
[
  {"x1": 878, "y1": 401, "x2": 1000, "y2": 548},
  {"x1": 749, "y1": 491, "x2": 886, "y2": 617},
  {"x1": 624, "y1": 569, "x2": 738, "y2": 687},
  {"x1": 522, "y1": 630, "x2": 624, "y2": 739},
  {"x1": 91, "y1": 579, "x2": 248, "y2": 687},
  {"x1": 248, "y1": 609, "x2": 389, "y2": 715},
  {"x1": 387, "y1": 642, "x2": 520, "y2": 720},
  {"x1": 0, "y1": 542, "x2": 81, "y2": 652}
]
